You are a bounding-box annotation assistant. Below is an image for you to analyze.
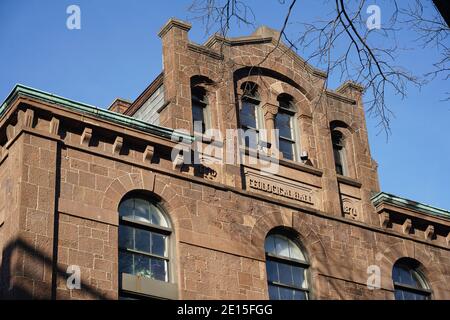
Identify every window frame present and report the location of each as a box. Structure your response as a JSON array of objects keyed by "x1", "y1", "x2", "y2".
[
  {"x1": 191, "y1": 86, "x2": 211, "y2": 134},
  {"x1": 118, "y1": 194, "x2": 178, "y2": 300},
  {"x1": 392, "y1": 260, "x2": 432, "y2": 300},
  {"x1": 265, "y1": 233, "x2": 311, "y2": 300},
  {"x1": 239, "y1": 83, "x2": 264, "y2": 150},
  {"x1": 276, "y1": 95, "x2": 299, "y2": 162},
  {"x1": 331, "y1": 129, "x2": 347, "y2": 176}
]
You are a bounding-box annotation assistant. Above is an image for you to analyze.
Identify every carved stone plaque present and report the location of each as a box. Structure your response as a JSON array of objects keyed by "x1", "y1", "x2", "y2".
[
  {"x1": 244, "y1": 169, "x2": 317, "y2": 206},
  {"x1": 341, "y1": 197, "x2": 361, "y2": 221}
]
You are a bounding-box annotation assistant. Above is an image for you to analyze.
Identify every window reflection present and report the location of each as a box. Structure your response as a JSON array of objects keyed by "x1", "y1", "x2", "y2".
[
  {"x1": 392, "y1": 258, "x2": 431, "y2": 300},
  {"x1": 118, "y1": 194, "x2": 171, "y2": 287},
  {"x1": 276, "y1": 94, "x2": 297, "y2": 161},
  {"x1": 265, "y1": 233, "x2": 309, "y2": 300}
]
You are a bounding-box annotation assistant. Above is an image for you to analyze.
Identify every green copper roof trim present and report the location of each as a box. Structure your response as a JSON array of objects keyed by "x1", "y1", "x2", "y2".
[
  {"x1": 0, "y1": 84, "x2": 194, "y2": 142},
  {"x1": 371, "y1": 192, "x2": 450, "y2": 219}
]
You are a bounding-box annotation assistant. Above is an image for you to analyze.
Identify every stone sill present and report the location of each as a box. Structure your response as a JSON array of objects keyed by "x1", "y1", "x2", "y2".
[
  {"x1": 242, "y1": 147, "x2": 323, "y2": 177},
  {"x1": 337, "y1": 174, "x2": 362, "y2": 188}
]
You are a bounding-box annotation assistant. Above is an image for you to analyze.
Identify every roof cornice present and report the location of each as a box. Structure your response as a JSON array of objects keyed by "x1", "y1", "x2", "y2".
[
  {"x1": 0, "y1": 84, "x2": 193, "y2": 142},
  {"x1": 372, "y1": 192, "x2": 450, "y2": 220}
]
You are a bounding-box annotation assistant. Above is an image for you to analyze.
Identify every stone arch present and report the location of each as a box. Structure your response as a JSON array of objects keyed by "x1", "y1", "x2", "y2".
[
  {"x1": 181, "y1": 65, "x2": 221, "y2": 85},
  {"x1": 269, "y1": 81, "x2": 311, "y2": 118},
  {"x1": 250, "y1": 209, "x2": 328, "y2": 299},
  {"x1": 375, "y1": 240, "x2": 448, "y2": 298},
  {"x1": 235, "y1": 75, "x2": 270, "y2": 105},
  {"x1": 250, "y1": 210, "x2": 328, "y2": 267},
  {"x1": 101, "y1": 171, "x2": 189, "y2": 232},
  {"x1": 232, "y1": 65, "x2": 315, "y2": 101}
]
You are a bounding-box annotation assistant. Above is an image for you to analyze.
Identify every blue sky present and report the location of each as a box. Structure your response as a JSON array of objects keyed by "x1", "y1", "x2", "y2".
[{"x1": 1, "y1": 0, "x2": 449, "y2": 210}]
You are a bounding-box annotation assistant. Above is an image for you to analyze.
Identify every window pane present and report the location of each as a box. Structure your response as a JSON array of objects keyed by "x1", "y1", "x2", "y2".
[
  {"x1": 274, "y1": 235, "x2": 290, "y2": 258},
  {"x1": 268, "y1": 284, "x2": 279, "y2": 300},
  {"x1": 264, "y1": 235, "x2": 276, "y2": 255},
  {"x1": 266, "y1": 260, "x2": 279, "y2": 283},
  {"x1": 395, "y1": 288, "x2": 429, "y2": 300},
  {"x1": 134, "y1": 198, "x2": 151, "y2": 223},
  {"x1": 134, "y1": 254, "x2": 151, "y2": 278},
  {"x1": 119, "y1": 198, "x2": 134, "y2": 218},
  {"x1": 279, "y1": 139, "x2": 294, "y2": 161},
  {"x1": 119, "y1": 225, "x2": 134, "y2": 249},
  {"x1": 151, "y1": 233, "x2": 167, "y2": 257},
  {"x1": 151, "y1": 258, "x2": 167, "y2": 282},
  {"x1": 150, "y1": 204, "x2": 168, "y2": 227},
  {"x1": 278, "y1": 263, "x2": 294, "y2": 286},
  {"x1": 394, "y1": 289, "x2": 404, "y2": 300},
  {"x1": 292, "y1": 266, "x2": 307, "y2": 289},
  {"x1": 243, "y1": 128, "x2": 259, "y2": 149},
  {"x1": 119, "y1": 251, "x2": 134, "y2": 275},
  {"x1": 397, "y1": 265, "x2": 416, "y2": 287},
  {"x1": 192, "y1": 103, "x2": 205, "y2": 133},
  {"x1": 289, "y1": 241, "x2": 305, "y2": 261},
  {"x1": 279, "y1": 287, "x2": 294, "y2": 300},
  {"x1": 293, "y1": 290, "x2": 308, "y2": 300},
  {"x1": 135, "y1": 228, "x2": 151, "y2": 253},
  {"x1": 275, "y1": 112, "x2": 292, "y2": 139},
  {"x1": 240, "y1": 101, "x2": 257, "y2": 128}
]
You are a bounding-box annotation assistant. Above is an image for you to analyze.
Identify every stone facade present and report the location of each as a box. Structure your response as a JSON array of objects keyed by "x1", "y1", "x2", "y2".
[{"x1": 0, "y1": 19, "x2": 449, "y2": 300}]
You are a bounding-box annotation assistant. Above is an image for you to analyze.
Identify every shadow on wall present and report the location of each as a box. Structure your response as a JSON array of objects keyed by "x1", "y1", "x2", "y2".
[{"x1": 0, "y1": 238, "x2": 108, "y2": 300}]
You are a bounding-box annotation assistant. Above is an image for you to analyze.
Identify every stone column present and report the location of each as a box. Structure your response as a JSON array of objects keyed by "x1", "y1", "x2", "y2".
[{"x1": 262, "y1": 103, "x2": 281, "y2": 159}]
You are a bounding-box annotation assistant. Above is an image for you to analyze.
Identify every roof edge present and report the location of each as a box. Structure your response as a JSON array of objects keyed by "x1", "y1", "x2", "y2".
[
  {"x1": 371, "y1": 192, "x2": 450, "y2": 219},
  {"x1": 0, "y1": 84, "x2": 193, "y2": 142}
]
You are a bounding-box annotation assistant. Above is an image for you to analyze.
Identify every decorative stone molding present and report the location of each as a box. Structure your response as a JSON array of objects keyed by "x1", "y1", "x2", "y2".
[
  {"x1": 173, "y1": 154, "x2": 184, "y2": 170},
  {"x1": 342, "y1": 197, "x2": 359, "y2": 221},
  {"x1": 379, "y1": 212, "x2": 390, "y2": 228},
  {"x1": 158, "y1": 18, "x2": 192, "y2": 38},
  {"x1": 113, "y1": 136, "x2": 124, "y2": 155},
  {"x1": 49, "y1": 117, "x2": 60, "y2": 135},
  {"x1": 425, "y1": 225, "x2": 435, "y2": 241},
  {"x1": 262, "y1": 103, "x2": 279, "y2": 121},
  {"x1": 80, "y1": 127, "x2": 93, "y2": 146},
  {"x1": 18, "y1": 108, "x2": 34, "y2": 128},
  {"x1": 402, "y1": 219, "x2": 412, "y2": 234},
  {"x1": 143, "y1": 145, "x2": 155, "y2": 163},
  {"x1": 6, "y1": 124, "x2": 15, "y2": 142}
]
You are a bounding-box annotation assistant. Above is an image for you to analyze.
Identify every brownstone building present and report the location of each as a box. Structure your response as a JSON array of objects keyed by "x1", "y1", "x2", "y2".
[{"x1": 0, "y1": 19, "x2": 449, "y2": 300}]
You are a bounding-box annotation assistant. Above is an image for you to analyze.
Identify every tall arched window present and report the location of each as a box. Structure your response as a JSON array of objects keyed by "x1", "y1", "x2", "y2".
[
  {"x1": 392, "y1": 258, "x2": 431, "y2": 300},
  {"x1": 265, "y1": 233, "x2": 310, "y2": 300},
  {"x1": 240, "y1": 82, "x2": 261, "y2": 149},
  {"x1": 331, "y1": 130, "x2": 346, "y2": 175},
  {"x1": 191, "y1": 86, "x2": 209, "y2": 134},
  {"x1": 276, "y1": 94, "x2": 297, "y2": 161},
  {"x1": 118, "y1": 193, "x2": 174, "y2": 299}
]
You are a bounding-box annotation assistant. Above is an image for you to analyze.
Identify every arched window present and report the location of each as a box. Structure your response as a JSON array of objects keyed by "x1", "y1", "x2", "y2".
[
  {"x1": 265, "y1": 233, "x2": 310, "y2": 300},
  {"x1": 276, "y1": 94, "x2": 297, "y2": 161},
  {"x1": 118, "y1": 193, "x2": 172, "y2": 298},
  {"x1": 191, "y1": 86, "x2": 209, "y2": 134},
  {"x1": 392, "y1": 258, "x2": 431, "y2": 300},
  {"x1": 240, "y1": 82, "x2": 261, "y2": 148},
  {"x1": 331, "y1": 130, "x2": 346, "y2": 175}
]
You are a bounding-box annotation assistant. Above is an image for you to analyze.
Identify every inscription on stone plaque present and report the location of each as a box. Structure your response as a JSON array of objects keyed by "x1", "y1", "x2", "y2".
[
  {"x1": 342, "y1": 197, "x2": 359, "y2": 220},
  {"x1": 245, "y1": 170, "x2": 315, "y2": 205}
]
